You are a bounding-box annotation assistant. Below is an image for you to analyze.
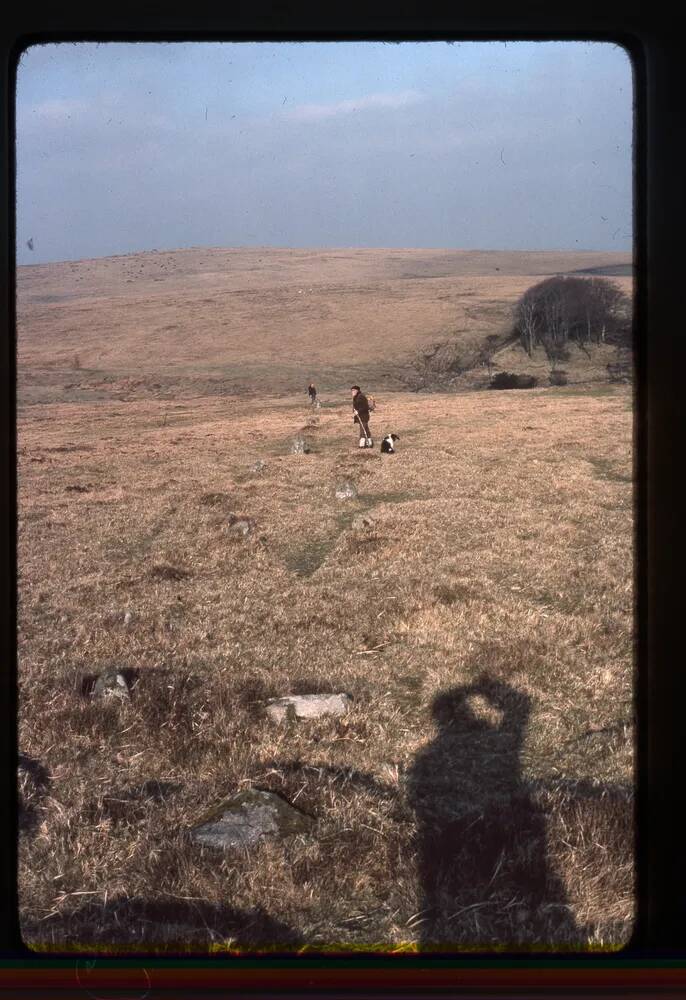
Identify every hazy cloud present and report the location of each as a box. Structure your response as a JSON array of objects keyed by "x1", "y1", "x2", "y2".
[
  {"x1": 28, "y1": 97, "x2": 92, "y2": 123},
  {"x1": 287, "y1": 89, "x2": 424, "y2": 121}
]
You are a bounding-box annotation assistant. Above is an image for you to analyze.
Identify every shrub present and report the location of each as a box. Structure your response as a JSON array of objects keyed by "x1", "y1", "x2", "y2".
[
  {"x1": 549, "y1": 371, "x2": 569, "y2": 386},
  {"x1": 607, "y1": 363, "x2": 631, "y2": 384},
  {"x1": 546, "y1": 345, "x2": 570, "y2": 363},
  {"x1": 490, "y1": 372, "x2": 538, "y2": 390}
]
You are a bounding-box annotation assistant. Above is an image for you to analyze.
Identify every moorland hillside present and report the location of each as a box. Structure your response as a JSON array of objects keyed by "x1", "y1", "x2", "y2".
[{"x1": 17, "y1": 247, "x2": 632, "y2": 404}]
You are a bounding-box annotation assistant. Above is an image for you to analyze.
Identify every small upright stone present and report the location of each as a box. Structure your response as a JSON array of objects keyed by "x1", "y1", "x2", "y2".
[
  {"x1": 249, "y1": 459, "x2": 266, "y2": 473},
  {"x1": 228, "y1": 515, "x2": 254, "y2": 537},
  {"x1": 93, "y1": 669, "x2": 131, "y2": 701},
  {"x1": 291, "y1": 436, "x2": 310, "y2": 454},
  {"x1": 335, "y1": 480, "x2": 357, "y2": 500}
]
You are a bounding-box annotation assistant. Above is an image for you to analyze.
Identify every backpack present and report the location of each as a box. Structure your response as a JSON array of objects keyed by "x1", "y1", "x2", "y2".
[{"x1": 367, "y1": 395, "x2": 376, "y2": 412}]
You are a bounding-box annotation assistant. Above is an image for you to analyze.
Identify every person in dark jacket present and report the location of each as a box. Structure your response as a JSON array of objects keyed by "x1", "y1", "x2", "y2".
[
  {"x1": 307, "y1": 382, "x2": 317, "y2": 404},
  {"x1": 351, "y1": 385, "x2": 373, "y2": 448}
]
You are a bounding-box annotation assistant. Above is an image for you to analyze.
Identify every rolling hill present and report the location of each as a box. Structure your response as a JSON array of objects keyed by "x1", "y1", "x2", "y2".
[{"x1": 17, "y1": 247, "x2": 633, "y2": 404}]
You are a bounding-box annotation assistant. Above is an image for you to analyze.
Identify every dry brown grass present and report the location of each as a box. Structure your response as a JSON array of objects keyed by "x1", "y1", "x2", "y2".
[
  {"x1": 16, "y1": 247, "x2": 632, "y2": 403},
  {"x1": 17, "y1": 380, "x2": 634, "y2": 953}
]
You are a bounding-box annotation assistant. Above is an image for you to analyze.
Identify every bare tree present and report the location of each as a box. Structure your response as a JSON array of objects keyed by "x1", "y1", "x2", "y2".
[
  {"x1": 585, "y1": 278, "x2": 625, "y2": 344},
  {"x1": 515, "y1": 293, "x2": 539, "y2": 357},
  {"x1": 480, "y1": 334, "x2": 501, "y2": 376}
]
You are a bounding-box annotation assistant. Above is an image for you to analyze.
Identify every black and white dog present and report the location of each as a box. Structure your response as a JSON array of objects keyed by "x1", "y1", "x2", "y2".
[{"x1": 380, "y1": 433, "x2": 399, "y2": 454}]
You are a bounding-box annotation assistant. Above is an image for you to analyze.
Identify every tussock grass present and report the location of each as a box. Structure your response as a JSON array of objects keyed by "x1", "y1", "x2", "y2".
[{"x1": 17, "y1": 386, "x2": 634, "y2": 952}]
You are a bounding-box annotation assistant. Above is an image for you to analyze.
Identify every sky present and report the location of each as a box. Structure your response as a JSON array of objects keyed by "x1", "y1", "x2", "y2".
[{"x1": 15, "y1": 41, "x2": 633, "y2": 265}]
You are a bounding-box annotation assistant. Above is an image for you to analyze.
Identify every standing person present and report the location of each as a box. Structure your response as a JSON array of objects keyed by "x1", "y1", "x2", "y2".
[
  {"x1": 351, "y1": 385, "x2": 373, "y2": 448},
  {"x1": 307, "y1": 382, "x2": 317, "y2": 405}
]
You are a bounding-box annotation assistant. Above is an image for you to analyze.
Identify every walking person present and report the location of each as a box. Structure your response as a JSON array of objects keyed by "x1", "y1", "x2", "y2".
[
  {"x1": 351, "y1": 385, "x2": 373, "y2": 448},
  {"x1": 307, "y1": 382, "x2": 317, "y2": 405}
]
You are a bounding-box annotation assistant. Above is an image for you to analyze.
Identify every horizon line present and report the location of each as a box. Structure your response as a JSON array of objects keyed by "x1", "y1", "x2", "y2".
[{"x1": 16, "y1": 244, "x2": 635, "y2": 268}]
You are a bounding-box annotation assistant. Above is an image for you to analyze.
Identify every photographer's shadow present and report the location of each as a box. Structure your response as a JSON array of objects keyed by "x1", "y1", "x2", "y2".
[{"x1": 407, "y1": 674, "x2": 582, "y2": 950}]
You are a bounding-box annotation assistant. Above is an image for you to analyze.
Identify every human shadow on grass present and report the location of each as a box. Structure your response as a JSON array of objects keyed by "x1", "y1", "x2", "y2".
[
  {"x1": 407, "y1": 674, "x2": 589, "y2": 951},
  {"x1": 260, "y1": 759, "x2": 398, "y2": 801},
  {"x1": 23, "y1": 897, "x2": 305, "y2": 954},
  {"x1": 17, "y1": 753, "x2": 51, "y2": 833}
]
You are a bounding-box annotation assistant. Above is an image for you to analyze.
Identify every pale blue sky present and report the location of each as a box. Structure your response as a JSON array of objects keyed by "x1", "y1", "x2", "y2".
[{"x1": 15, "y1": 41, "x2": 633, "y2": 264}]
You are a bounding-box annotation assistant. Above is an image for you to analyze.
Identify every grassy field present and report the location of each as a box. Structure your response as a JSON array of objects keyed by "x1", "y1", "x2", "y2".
[
  {"x1": 16, "y1": 246, "x2": 632, "y2": 403},
  {"x1": 17, "y1": 377, "x2": 634, "y2": 951}
]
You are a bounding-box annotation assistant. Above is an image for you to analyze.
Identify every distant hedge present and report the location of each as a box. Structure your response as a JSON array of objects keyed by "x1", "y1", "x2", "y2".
[{"x1": 490, "y1": 372, "x2": 538, "y2": 390}]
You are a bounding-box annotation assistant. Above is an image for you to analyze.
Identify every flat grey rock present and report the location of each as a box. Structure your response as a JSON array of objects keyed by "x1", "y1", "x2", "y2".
[
  {"x1": 93, "y1": 669, "x2": 131, "y2": 700},
  {"x1": 248, "y1": 460, "x2": 266, "y2": 473},
  {"x1": 335, "y1": 480, "x2": 357, "y2": 500},
  {"x1": 266, "y1": 692, "x2": 352, "y2": 723},
  {"x1": 189, "y1": 789, "x2": 314, "y2": 850}
]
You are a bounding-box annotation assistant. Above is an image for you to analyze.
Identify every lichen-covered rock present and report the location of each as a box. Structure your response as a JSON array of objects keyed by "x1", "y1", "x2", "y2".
[
  {"x1": 291, "y1": 436, "x2": 310, "y2": 454},
  {"x1": 266, "y1": 692, "x2": 352, "y2": 723},
  {"x1": 93, "y1": 669, "x2": 131, "y2": 700},
  {"x1": 335, "y1": 480, "x2": 357, "y2": 500},
  {"x1": 228, "y1": 515, "x2": 254, "y2": 537},
  {"x1": 189, "y1": 789, "x2": 314, "y2": 850}
]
